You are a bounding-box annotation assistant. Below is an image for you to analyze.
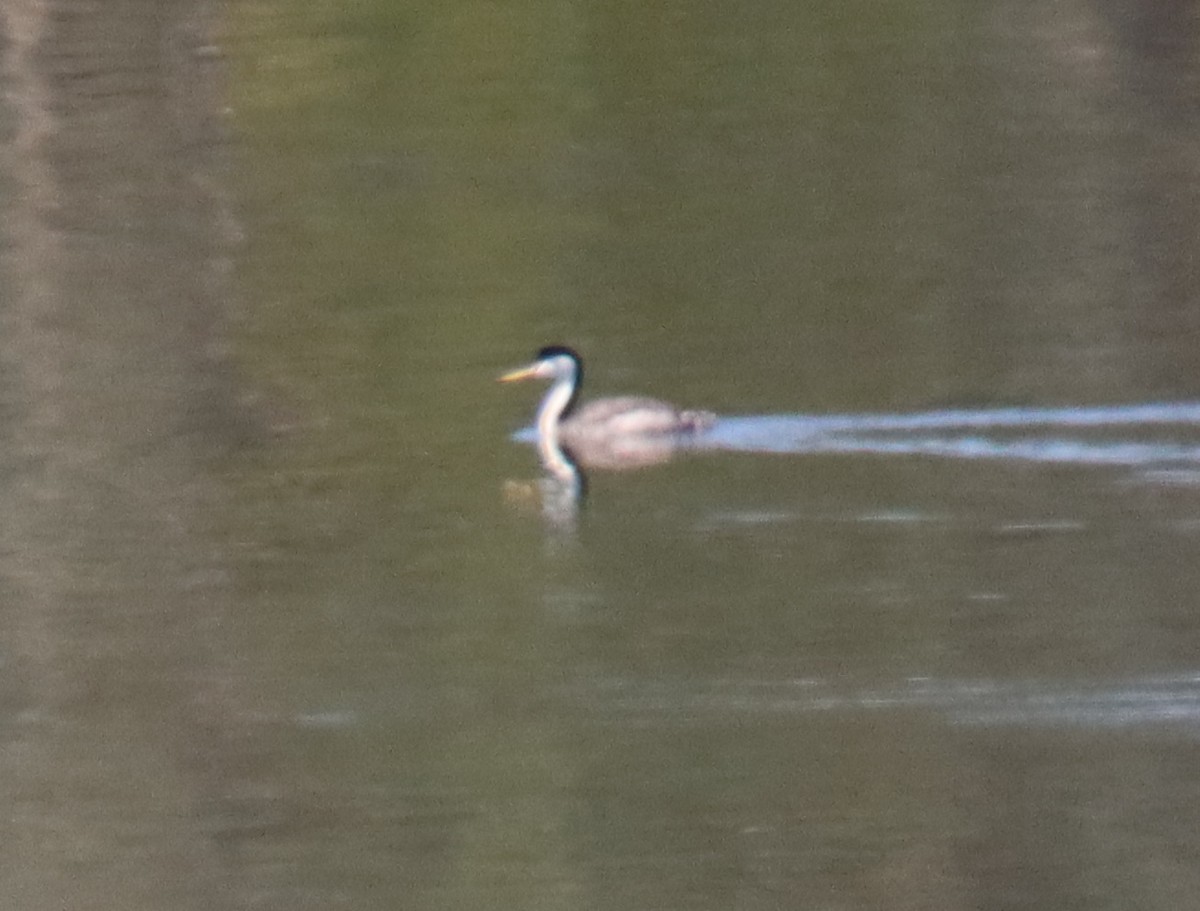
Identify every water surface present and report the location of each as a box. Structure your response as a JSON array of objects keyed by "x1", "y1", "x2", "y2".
[{"x1": 4, "y1": 0, "x2": 1200, "y2": 909}]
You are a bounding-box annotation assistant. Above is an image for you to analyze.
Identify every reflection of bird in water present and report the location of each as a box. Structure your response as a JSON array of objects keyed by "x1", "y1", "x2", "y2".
[{"x1": 499, "y1": 345, "x2": 715, "y2": 470}]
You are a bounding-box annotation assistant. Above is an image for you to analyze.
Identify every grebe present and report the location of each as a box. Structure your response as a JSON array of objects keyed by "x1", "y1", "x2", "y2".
[{"x1": 499, "y1": 345, "x2": 714, "y2": 469}]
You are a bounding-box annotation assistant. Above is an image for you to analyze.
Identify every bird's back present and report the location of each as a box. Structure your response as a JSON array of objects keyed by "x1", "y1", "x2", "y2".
[{"x1": 564, "y1": 396, "x2": 714, "y2": 439}]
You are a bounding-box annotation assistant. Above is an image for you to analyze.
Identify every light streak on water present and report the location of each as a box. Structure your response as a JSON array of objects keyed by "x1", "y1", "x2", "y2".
[
  {"x1": 568, "y1": 673, "x2": 1200, "y2": 731},
  {"x1": 715, "y1": 401, "x2": 1200, "y2": 434},
  {"x1": 699, "y1": 402, "x2": 1200, "y2": 466},
  {"x1": 708, "y1": 433, "x2": 1200, "y2": 465}
]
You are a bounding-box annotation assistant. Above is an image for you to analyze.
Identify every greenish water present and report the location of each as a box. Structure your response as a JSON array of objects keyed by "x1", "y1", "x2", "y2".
[
  {"x1": 214, "y1": 1, "x2": 1200, "y2": 907},
  {"x1": 3, "y1": 0, "x2": 1200, "y2": 908},
  {"x1": 217, "y1": 1, "x2": 1200, "y2": 908}
]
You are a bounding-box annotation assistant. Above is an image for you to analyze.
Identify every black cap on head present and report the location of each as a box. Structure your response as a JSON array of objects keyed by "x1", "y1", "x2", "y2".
[{"x1": 535, "y1": 345, "x2": 580, "y2": 363}]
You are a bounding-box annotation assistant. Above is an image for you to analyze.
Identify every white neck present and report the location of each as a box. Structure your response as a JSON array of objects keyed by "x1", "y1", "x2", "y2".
[
  {"x1": 535, "y1": 372, "x2": 577, "y2": 475},
  {"x1": 535, "y1": 372, "x2": 576, "y2": 444}
]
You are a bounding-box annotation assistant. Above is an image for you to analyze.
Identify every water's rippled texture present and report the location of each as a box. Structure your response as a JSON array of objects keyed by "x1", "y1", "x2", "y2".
[{"x1": 4, "y1": 0, "x2": 1200, "y2": 909}]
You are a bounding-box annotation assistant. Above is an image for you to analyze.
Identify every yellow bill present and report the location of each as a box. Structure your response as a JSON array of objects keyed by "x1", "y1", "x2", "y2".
[{"x1": 498, "y1": 364, "x2": 539, "y2": 383}]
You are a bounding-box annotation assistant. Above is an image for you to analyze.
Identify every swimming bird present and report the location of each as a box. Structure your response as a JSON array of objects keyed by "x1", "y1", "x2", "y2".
[{"x1": 499, "y1": 345, "x2": 715, "y2": 469}]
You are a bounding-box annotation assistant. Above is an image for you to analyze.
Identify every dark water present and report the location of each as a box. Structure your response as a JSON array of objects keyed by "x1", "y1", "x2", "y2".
[{"x1": 4, "y1": 0, "x2": 1200, "y2": 908}]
